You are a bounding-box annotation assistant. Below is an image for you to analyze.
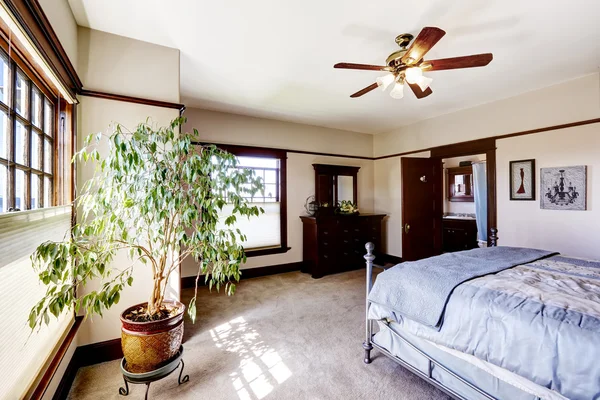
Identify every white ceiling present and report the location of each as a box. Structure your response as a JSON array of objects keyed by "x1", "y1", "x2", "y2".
[{"x1": 68, "y1": 0, "x2": 600, "y2": 134}]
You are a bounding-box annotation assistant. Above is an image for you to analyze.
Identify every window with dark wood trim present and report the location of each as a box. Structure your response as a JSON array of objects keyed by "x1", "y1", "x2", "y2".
[
  {"x1": 213, "y1": 144, "x2": 289, "y2": 257},
  {"x1": 0, "y1": 45, "x2": 58, "y2": 213}
]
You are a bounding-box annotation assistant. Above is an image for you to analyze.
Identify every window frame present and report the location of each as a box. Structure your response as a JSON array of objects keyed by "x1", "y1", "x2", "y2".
[
  {"x1": 212, "y1": 143, "x2": 289, "y2": 257},
  {"x1": 0, "y1": 36, "x2": 58, "y2": 213}
]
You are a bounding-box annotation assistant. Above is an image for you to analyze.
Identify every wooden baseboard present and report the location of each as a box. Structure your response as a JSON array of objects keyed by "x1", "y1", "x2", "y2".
[
  {"x1": 181, "y1": 261, "x2": 304, "y2": 289},
  {"x1": 52, "y1": 338, "x2": 122, "y2": 399},
  {"x1": 76, "y1": 338, "x2": 123, "y2": 368}
]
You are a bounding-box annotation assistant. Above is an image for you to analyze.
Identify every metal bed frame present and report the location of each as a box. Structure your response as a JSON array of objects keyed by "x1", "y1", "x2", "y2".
[{"x1": 362, "y1": 229, "x2": 499, "y2": 400}]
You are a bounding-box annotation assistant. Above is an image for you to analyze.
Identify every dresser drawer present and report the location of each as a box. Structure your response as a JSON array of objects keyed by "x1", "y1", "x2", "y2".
[{"x1": 301, "y1": 214, "x2": 386, "y2": 278}]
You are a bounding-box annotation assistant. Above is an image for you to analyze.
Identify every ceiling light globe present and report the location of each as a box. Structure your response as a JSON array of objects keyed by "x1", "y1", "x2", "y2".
[
  {"x1": 405, "y1": 67, "x2": 423, "y2": 84},
  {"x1": 389, "y1": 82, "x2": 404, "y2": 99},
  {"x1": 376, "y1": 73, "x2": 395, "y2": 91}
]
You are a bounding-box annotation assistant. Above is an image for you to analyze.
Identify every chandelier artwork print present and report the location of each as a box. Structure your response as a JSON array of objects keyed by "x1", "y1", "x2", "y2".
[{"x1": 540, "y1": 166, "x2": 587, "y2": 210}]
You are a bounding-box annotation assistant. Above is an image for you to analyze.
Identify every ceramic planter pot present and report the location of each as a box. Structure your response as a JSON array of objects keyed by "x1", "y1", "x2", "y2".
[{"x1": 120, "y1": 300, "x2": 185, "y2": 373}]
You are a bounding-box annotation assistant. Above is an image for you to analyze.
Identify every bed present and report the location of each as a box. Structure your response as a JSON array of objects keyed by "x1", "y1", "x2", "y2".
[{"x1": 362, "y1": 234, "x2": 600, "y2": 400}]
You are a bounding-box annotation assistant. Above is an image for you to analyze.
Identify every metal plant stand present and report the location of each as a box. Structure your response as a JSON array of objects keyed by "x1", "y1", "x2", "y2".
[{"x1": 119, "y1": 345, "x2": 189, "y2": 400}]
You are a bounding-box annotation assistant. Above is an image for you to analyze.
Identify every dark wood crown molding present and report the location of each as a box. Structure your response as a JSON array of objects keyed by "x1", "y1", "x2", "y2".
[
  {"x1": 3, "y1": 0, "x2": 82, "y2": 98},
  {"x1": 79, "y1": 89, "x2": 186, "y2": 111}
]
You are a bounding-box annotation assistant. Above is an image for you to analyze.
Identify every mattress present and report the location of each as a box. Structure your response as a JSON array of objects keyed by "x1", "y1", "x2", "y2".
[{"x1": 373, "y1": 321, "x2": 566, "y2": 400}]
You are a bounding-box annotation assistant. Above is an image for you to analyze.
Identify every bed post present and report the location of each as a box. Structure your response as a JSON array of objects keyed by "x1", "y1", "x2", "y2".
[
  {"x1": 363, "y1": 242, "x2": 375, "y2": 364},
  {"x1": 489, "y1": 228, "x2": 498, "y2": 247}
]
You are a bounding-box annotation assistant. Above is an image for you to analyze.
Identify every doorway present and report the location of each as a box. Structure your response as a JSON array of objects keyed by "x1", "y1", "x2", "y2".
[
  {"x1": 441, "y1": 154, "x2": 487, "y2": 253},
  {"x1": 400, "y1": 138, "x2": 497, "y2": 261}
]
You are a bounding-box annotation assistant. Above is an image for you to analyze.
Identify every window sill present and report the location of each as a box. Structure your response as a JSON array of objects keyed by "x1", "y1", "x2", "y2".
[{"x1": 245, "y1": 246, "x2": 291, "y2": 258}]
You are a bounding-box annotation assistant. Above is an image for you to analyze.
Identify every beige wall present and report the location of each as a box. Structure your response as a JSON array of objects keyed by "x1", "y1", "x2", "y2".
[
  {"x1": 184, "y1": 108, "x2": 373, "y2": 158},
  {"x1": 77, "y1": 27, "x2": 180, "y2": 103},
  {"x1": 180, "y1": 108, "x2": 374, "y2": 277},
  {"x1": 374, "y1": 73, "x2": 600, "y2": 157},
  {"x1": 497, "y1": 125, "x2": 599, "y2": 259},
  {"x1": 38, "y1": 0, "x2": 78, "y2": 70},
  {"x1": 373, "y1": 152, "x2": 430, "y2": 257},
  {"x1": 372, "y1": 73, "x2": 600, "y2": 258}
]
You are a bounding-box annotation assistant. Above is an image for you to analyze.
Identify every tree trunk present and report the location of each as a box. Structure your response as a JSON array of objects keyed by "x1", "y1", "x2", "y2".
[{"x1": 148, "y1": 277, "x2": 163, "y2": 315}]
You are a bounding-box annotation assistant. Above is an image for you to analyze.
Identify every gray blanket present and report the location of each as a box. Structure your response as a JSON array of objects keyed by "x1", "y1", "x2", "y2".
[{"x1": 368, "y1": 246, "x2": 557, "y2": 329}]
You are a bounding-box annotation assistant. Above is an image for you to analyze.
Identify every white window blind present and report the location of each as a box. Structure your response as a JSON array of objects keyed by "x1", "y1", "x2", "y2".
[
  {"x1": 218, "y1": 202, "x2": 281, "y2": 249},
  {"x1": 215, "y1": 155, "x2": 283, "y2": 250},
  {"x1": 0, "y1": 206, "x2": 73, "y2": 399}
]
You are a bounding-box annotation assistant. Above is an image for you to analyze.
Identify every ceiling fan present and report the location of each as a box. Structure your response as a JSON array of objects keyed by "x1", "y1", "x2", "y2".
[{"x1": 334, "y1": 27, "x2": 493, "y2": 100}]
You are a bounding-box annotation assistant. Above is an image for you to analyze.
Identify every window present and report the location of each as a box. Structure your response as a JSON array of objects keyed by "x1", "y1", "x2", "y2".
[
  {"x1": 215, "y1": 145, "x2": 288, "y2": 256},
  {"x1": 0, "y1": 50, "x2": 56, "y2": 213},
  {"x1": 0, "y1": 9, "x2": 75, "y2": 399}
]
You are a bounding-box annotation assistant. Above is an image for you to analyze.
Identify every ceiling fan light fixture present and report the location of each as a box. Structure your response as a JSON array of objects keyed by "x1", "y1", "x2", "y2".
[
  {"x1": 416, "y1": 75, "x2": 433, "y2": 91},
  {"x1": 376, "y1": 73, "x2": 396, "y2": 91},
  {"x1": 389, "y1": 81, "x2": 405, "y2": 99},
  {"x1": 404, "y1": 67, "x2": 423, "y2": 84}
]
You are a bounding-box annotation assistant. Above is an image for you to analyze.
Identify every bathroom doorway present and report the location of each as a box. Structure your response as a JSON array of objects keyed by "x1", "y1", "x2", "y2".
[{"x1": 441, "y1": 154, "x2": 487, "y2": 252}]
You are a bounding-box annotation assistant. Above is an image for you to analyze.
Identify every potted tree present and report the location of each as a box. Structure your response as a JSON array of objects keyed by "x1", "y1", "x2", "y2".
[{"x1": 28, "y1": 117, "x2": 264, "y2": 373}]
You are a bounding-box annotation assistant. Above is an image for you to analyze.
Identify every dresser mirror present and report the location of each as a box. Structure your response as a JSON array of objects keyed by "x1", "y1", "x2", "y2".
[
  {"x1": 313, "y1": 164, "x2": 360, "y2": 206},
  {"x1": 337, "y1": 175, "x2": 354, "y2": 203},
  {"x1": 447, "y1": 166, "x2": 474, "y2": 202}
]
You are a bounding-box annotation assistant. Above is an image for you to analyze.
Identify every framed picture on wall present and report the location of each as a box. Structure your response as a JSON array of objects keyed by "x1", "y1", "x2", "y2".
[
  {"x1": 510, "y1": 159, "x2": 535, "y2": 200},
  {"x1": 540, "y1": 166, "x2": 587, "y2": 210}
]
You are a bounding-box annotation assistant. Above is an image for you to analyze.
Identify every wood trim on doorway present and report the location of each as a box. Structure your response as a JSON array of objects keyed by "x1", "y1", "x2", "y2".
[{"x1": 430, "y1": 137, "x2": 497, "y2": 247}]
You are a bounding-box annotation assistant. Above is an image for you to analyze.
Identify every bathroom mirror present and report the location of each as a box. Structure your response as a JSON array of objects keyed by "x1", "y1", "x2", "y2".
[{"x1": 447, "y1": 166, "x2": 474, "y2": 202}]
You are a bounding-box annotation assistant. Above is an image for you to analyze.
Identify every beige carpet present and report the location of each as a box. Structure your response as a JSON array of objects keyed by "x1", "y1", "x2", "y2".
[{"x1": 68, "y1": 270, "x2": 450, "y2": 399}]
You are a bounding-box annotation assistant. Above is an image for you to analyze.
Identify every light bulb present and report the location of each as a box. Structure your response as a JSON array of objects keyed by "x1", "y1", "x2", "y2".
[
  {"x1": 376, "y1": 73, "x2": 395, "y2": 91},
  {"x1": 389, "y1": 81, "x2": 404, "y2": 99},
  {"x1": 416, "y1": 75, "x2": 433, "y2": 91},
  {"x1": 405, "y1": 67, "x2": 423, "y2": 84}
]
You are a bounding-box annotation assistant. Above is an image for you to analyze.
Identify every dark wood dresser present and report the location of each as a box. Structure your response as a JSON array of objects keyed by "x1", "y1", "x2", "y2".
[
  {"x1": 442, "y1": 218, "x2": 478, "y2": 253},
  {"x1": 300, "y1": 214, "x2": 386, "y2": 278}
]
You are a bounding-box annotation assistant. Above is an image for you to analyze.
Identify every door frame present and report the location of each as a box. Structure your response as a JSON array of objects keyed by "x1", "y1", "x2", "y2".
[{"x1": 430, "y1": 137, "x2": 497, "y2": 247}]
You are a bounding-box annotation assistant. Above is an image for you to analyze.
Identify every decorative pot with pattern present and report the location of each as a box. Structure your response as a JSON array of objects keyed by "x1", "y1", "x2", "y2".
[{"x1": 120, "y1": 300, "x2": 185, "y2": 373}]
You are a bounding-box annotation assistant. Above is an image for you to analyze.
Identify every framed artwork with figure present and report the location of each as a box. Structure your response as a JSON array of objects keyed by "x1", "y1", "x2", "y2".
[{"x1": 510, "y1": 159, "x2": 535, "y2": 200}]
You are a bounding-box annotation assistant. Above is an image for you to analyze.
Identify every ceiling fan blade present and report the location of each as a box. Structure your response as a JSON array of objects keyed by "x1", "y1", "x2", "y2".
[
  {"x1": 334, "y1": 62, "x2": 390, "y2": 71},
  {"x1": 350, "y1": 83, "x2": 379, "y2": 98},
  {"x1": 423, "y1": 53, "x2": 493, "y2": 71},
  {"x1": 407, "y1": 82, "x2": 433, "y2": 99},
  {"x1": 401, "y1": 27, "x2": 446, "y2": 65}
]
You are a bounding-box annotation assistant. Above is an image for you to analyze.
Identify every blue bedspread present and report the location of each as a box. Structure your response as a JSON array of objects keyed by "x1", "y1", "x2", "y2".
[
  {"x1": 369, "y1": 254, "x2": 600, "y2": 400},
  {"x1": 368, "y1": 246, "x2": 556, "y2": 328}
]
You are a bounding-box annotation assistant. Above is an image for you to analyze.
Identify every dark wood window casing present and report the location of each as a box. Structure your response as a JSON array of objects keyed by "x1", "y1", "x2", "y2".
[
  {"x1": 212, "y1": 143, "x2": 289, "y2": 257},
  {"x1": 0, "y1": 36, "x2": 59, "y2": 213}
]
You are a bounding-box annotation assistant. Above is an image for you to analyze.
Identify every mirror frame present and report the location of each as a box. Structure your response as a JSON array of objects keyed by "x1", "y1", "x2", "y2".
[
  {"x1": 313, "y1": 164, "x2": 360, "y2": 206},
  {"x1": 447, "y1": 165, "x2": 474, "y2": 202}
]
